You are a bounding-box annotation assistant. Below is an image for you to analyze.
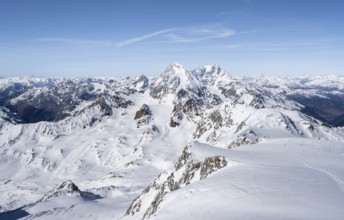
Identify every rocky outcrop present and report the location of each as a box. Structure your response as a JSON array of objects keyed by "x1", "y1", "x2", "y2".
[
  {"x1": 193, "y1": 109, "x2": 233, "y2": 141},
  {"x1": 169, "y1": 99, "x2": 202, "y2": 127},
  {"x1": 38, "y1": 180, "x2": 101, "y2": 202},
  {"x1": 134, "y1": 104, "x2": 152, "y2": 128},
  {"x1": 228, "y1": 130, "x2": 262, "y2": 148},
  {"x1": 125, "y1": 145, "x2": 227, "y2": 219},
  {"x1": 133, "y1": 75, "x2": 149, "y2": 92},
  {"x1": 134, "y1": 104, "x2": 151, "y2": 120},
  {"x1": 73, "y1": 94, "x2": 134, "y2": 126}
]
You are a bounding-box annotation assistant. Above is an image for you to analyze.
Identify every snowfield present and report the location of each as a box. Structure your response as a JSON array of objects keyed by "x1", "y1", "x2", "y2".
[
  {"x1": 0, "y1": 64, "x2": 344, "y2": 220},
  {"x1": 152, "y1": 139, "x2": 344, "y2": 220}
]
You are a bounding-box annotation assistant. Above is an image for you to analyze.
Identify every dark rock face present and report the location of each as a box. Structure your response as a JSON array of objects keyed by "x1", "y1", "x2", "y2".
[
  {"x1": 172, "y1": 99, "x2": 202, "y2": 117},
  {"x1": 125, "y1": 145, "x2": 227, "y2": 219},
  {"x1": 72, "y1": 94, "x2": 133, "y2": 128},
  {"x1": 219, "y1": 86, "x2": 238, "y2": 99},
  {"x1": 209, "y1": 111, "x2": 223, "y2": 128},
  {"x1": 208, "y1": 93, "x2": 223, "y2": 106},
  {"x1": 134, "y1": 104, "x2": 152, "y2": 120},
  {"x1": 169, "y1": 99, "x2": 203, "y2": 128},
  {"x1": 249, "y1": 93, "x2": 266, "y2": 109},
  {"x1": 133, "y1": 75, "x2": 149, "y2": 92},
  {"x1": 38, "y1": 180, "x2": 82, "y2": 202},
  {"x1": 228, "y1": 130, "x2": 261, "y2": 148},
  {"x1": 193, "y1": 108, "x2": 233, "y2": 141},
  {"x1": 38, "y1": 180, "x2": 101, "y2": 202},
  {"x1": 169, "y1": 118, "x2": 180, "y2": 127},
  {"x1": 111, "y1": 95, "x2": 134, "y2": 109},
  {"x1": 134, "y1": 104, "x2": 152, "y2": 128},
  {"x1": 75, "y1": 98, "x2": 111, "y2": 118}
]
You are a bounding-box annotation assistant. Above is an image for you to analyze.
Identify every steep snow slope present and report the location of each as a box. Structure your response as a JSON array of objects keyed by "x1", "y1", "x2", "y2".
[{"x1": 0, "y1": 64, "x2": 344, "y2": 219}]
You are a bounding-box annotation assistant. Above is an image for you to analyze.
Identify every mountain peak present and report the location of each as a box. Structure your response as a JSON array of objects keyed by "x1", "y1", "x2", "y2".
[
  {"x1": 162, "y1": 63, "x2": 188, "y2": 80},
  {"x1": 149, "y1": 63, "x2": 203, "y2": 99},
  {"x1": 38, "y1": 180, "x2": 82, "y2": 202},
  {"x1": 193, "y1": 64, "x2": 232, "y2": 87},
  {"x1": 167, "y1": 63, "x2": 184, "y2": 70}
]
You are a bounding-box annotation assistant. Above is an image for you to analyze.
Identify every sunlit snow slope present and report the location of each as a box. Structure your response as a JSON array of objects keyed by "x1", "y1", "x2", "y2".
[{"x1": 0, "y1": 64, "x2": 344, "y2": 220}]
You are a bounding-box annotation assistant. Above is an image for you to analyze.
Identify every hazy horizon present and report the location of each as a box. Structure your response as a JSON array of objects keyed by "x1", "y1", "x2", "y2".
[{"x1": 1, "y1": 62, "x2": 344, "y2": 78}]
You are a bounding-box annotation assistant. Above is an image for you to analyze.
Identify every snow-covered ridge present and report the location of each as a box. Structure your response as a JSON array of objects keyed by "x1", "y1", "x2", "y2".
[
  {"x1": 124, "y1": 143, "x2": 227, "y2": 219},
  {"x1": 1, "y1": 64, "x2": 344, "y2": 219},
  {"x1": 241, "y1": 74, "x2": 344, "y2": 90},
  {"x1": 240, "y1": 74, "x2": 344, "y2": 126}
]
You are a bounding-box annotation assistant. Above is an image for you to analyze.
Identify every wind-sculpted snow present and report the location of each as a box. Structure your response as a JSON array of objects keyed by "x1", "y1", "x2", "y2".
[
  {"x1": 1, "y1": 64, "x2": 344, "y2": 219},
  {"x1": 125, "y1": 144, "x2": 227, "y2": 219}
]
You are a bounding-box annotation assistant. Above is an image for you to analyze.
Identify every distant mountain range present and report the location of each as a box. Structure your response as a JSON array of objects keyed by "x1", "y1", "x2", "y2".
[{"x1": 1, "y1": 64, "x2": 344, "y2": 219}]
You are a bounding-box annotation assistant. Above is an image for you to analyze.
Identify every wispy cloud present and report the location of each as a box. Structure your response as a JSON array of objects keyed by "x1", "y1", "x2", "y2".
[
  {"x1": 34, "y1": 26, "x2": 236, "y2": 49},
  {"x1": 116, "y1": 28, "x2": 175, "y2": 47},
  {"x1": 225, "y1": 44, "x2": 243, "y2": 49},
  {"x1": 116, "y1": 27, "x2": 235, "y2": 47},
  {"x1": 40, "y1": 22, "x2": 55, "y2": 29}
]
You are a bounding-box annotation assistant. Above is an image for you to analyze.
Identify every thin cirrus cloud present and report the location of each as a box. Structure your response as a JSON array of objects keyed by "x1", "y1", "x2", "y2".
[
  {"x1": 116, "y1": 27, "x2": 236, "y2": 47},
  {"x1": 40, "y1": 22, "x2": 56, "y2": 29},
  {"x1": 116, "y1": 28, "x2": 176, "y2": 47},
  {"x1": 34, "y1": 26, "x2": 236, "y2": 49}
]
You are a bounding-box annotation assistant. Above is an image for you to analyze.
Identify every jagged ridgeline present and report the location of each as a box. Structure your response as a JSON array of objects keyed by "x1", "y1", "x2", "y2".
[
  {"x1": 125, "y1": 144, "x2": 227, "y2": 219},
  {"x1": 0, "y1": 64, "x2": 344, "y2": 219},
  {"x1": 1, "y1": 64, "x2": 342, "y2": 148}
]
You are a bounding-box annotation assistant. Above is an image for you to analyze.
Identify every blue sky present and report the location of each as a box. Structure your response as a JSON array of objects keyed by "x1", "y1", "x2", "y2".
[{"x1": 0, "y1": 0, "x2": 343, "y2": 76}]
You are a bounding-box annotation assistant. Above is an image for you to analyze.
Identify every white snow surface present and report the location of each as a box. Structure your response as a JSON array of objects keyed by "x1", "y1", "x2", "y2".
[
  {"x1": 0, "y1": 65, "x2": 344, "y2": 219},
  {"x1": 152, "y1": 139, "x2": 344, "y2": 220}
]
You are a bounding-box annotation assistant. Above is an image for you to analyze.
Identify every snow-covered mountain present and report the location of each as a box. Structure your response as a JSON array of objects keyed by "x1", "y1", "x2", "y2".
[
  {"x1": 1, "y1": 64, "x2": 344, "y2": 220},
  {"x1": 242, "y1": 74, "x2": 344, "y2": 126}
]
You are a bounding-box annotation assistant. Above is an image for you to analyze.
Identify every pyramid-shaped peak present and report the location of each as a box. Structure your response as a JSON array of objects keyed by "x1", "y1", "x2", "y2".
[
  {"x1": 149, "y1": 63, "x2": 203, "y2": 99},
  {"x1": 38, "y1": 180, "x2": 82, "y2": 202},
  {"x1": 163, "y1": 63, "x2": 186, "y2": 76},
  {"x1": 58, "y1": 180, "x2": 80, "y2": 193},
  {"x1": 168, "y1": 63, "x2": 184, "y2": 69},
  {"x1": 161, "y1": 63, "x2": 190, "y2": 79}
]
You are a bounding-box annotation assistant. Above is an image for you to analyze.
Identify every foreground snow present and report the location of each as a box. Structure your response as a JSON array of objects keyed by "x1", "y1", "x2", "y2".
[
  {"x1": 152, "y1": 139, "x2": 344, "y2": 220},
  {"x1": 1, "y1": 138, "x2": 344, "y2": 220}
]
